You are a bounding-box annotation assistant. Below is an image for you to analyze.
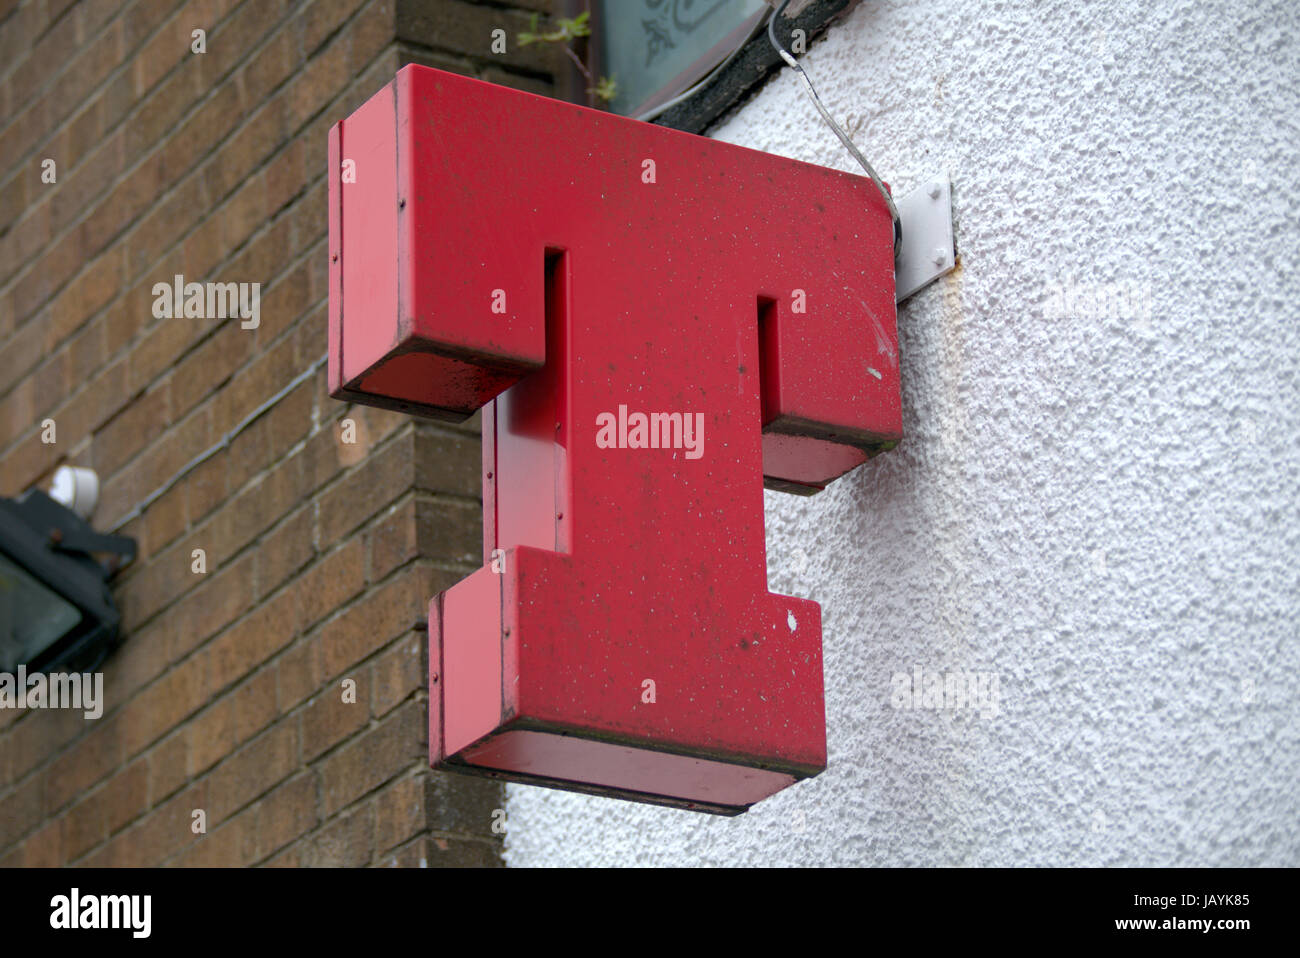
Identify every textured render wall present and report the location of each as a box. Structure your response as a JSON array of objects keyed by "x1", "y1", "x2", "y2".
[{"x1": 504, "y1": 0, "x2": 1300, "y2": 866}]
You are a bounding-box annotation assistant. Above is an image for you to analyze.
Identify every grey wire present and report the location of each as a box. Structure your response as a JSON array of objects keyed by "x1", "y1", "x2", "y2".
[
  {"x1": 768, "y1": 0, "x2": 902, "y2": 252},
  {"x1": 109, "y1": 352, "x2": 330, "y2": 533}
]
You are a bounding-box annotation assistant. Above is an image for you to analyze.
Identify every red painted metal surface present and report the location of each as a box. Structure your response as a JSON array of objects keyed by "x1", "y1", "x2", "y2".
[{"x1": 328, "y1": 65, "x2": 900, "y2": 814}]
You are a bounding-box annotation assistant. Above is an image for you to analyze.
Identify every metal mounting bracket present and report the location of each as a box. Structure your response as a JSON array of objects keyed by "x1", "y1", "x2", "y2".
[{"x1": 895, "y1": 175, "x2": 956, "y2": 302}]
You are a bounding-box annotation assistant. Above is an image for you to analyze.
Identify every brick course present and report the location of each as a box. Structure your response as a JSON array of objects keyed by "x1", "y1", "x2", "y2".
[{"x1": 0, "y1": 0, "x2": 560, "y2": 867}]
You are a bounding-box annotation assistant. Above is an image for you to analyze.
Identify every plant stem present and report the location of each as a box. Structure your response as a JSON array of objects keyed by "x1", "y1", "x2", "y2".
[{"x1": 561, "y1": 43, "x2": 595, "y2": 106}]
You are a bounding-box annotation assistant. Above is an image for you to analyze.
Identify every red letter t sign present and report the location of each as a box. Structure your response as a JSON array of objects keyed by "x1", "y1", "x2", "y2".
[{"x1": 328, "y1": 66, "x2": 900, "y2": 814}]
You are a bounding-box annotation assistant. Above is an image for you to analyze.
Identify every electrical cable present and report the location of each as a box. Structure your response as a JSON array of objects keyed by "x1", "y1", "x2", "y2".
[{"x1": 767, "y1": 0, "x2": 902, "y2": 252}]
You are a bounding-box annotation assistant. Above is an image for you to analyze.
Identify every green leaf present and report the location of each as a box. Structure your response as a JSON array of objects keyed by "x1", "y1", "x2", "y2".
[
  {"x1": 518, "y1": 10, "x2": 592, "y2": 46},
  {"x1": 589, "y1": 75, "x2": 618, "y2": 102}
]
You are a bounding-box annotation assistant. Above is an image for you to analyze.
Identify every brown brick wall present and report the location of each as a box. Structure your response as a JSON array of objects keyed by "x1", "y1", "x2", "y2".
[{"x1": 0, "y1": 0, "x2": 562, "y2": 867}]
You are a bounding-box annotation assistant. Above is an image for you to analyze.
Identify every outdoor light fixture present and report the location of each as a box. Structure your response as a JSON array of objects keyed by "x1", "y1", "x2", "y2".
[{"x1": 0, "y1": 477, "x2": 136, "y2": 676}]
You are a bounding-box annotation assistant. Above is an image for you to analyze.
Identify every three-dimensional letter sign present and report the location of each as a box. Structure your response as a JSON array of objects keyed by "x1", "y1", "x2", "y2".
[{"x1": 328, "y1": 66, "x2": 900, "y2": 814}]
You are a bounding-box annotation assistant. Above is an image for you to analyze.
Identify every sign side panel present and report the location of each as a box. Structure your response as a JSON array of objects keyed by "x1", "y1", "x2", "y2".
[{"x1": 339, "y1": 81, "x2": 399, "y2": 386}]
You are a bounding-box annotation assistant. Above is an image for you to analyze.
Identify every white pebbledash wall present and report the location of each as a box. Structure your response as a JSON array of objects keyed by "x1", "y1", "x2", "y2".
[{"x1": 504, "y1": 0, "x2": 1300, "y2": 866}]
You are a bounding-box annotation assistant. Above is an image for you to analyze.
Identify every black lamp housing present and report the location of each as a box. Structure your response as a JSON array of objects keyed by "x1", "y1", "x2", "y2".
[{"x1": 0, "y1": 490, "x2": 136, "y2": 676}]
